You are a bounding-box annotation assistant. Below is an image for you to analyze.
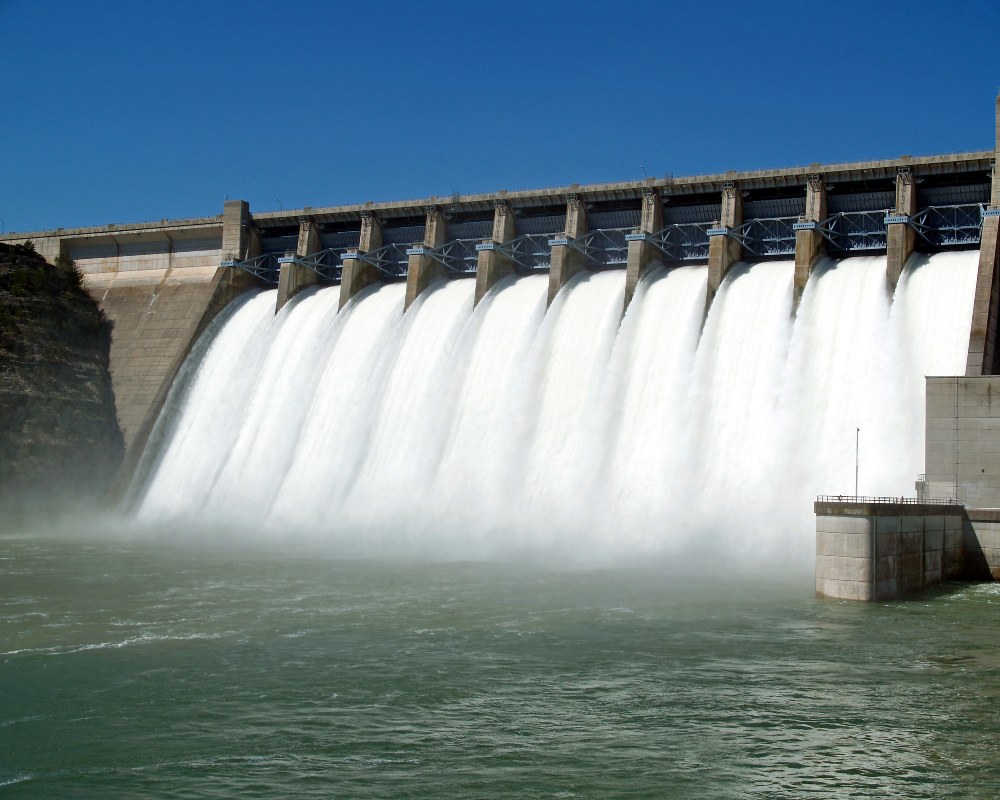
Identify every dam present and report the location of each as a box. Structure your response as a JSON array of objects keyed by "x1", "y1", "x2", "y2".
[{"x1": 6, "y1": 100, "x2": 1000, "y2": 591}]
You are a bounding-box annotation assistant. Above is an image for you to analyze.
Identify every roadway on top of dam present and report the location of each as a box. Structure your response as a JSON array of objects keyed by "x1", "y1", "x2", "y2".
[{"x1": 2, "y1": 150, "x2": 992, "y2": 240}]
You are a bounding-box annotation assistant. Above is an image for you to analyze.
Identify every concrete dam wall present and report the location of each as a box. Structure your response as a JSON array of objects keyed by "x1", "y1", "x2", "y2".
[
  {"x1": 0, "y1": 98, "x2": 1000, "y2": 512},
  {"x1": 5, "y1": 145, "x2": 1000, "y2": 471}
]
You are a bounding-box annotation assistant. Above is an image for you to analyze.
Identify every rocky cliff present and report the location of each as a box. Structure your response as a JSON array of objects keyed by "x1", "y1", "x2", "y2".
[{"x1": 0, "y1": 242, "x2": 123, "y2": 520}]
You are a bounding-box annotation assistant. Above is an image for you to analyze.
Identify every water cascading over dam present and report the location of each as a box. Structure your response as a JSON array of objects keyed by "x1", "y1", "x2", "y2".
[{"x1": 128, "y1": 249, "x2": 978, "y2": 563}]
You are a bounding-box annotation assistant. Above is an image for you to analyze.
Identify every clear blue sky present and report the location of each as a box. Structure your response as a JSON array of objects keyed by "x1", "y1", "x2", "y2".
[{"x1": 2, "y1": 0, "x2": 998, "y2": 234}]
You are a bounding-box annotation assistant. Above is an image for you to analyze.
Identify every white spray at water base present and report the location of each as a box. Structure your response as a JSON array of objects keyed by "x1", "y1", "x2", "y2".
[{"x1": 132, "y1": 252, "x2": 978, "y2": 565}]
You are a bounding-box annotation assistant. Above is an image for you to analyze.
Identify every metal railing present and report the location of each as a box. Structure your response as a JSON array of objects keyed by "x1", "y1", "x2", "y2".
[{"x1": 816, "y1": 494, "x2": 962, "y2": 506}]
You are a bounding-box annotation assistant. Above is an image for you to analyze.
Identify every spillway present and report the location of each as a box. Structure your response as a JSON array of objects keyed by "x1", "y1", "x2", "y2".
[{"x1": 132, "y1": 252, "x2": 979, "y2": 564}]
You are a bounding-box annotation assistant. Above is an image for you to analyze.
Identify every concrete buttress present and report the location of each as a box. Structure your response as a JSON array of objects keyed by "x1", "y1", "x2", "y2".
[
  {"x1": 474, "y1": 199, "x2": 517, "y2": 305},
  {"x1": 339, "y1": 212, "x2": 382, "y2": 310},
  {"x1": 886, "y1": 164, "x2": 917, "y2": 292},
  {"x1": 275, "y1": 220, "x2": 322, "y2": 313},
  {"x1": 966, "y1": 97, "x2": 1000, "y2": 375},
  {"x1": 222, "y1": 199, "x2": 259, "y2": 262},
  {"x1": 547, "y1": 194, "x2": 588, "y2": 306},
  {"x1": 793, "y1": 174, "x2": 827, "y2": 308},
  {"x1": 623, "y1": 186, "x2": 664, "y2": 314},
  {"x1": 404, "y1": 206, "x2": 448, "y2": 311},
  {"x1": 706, "y1": 181, "x2": 742, "y2": 314}
]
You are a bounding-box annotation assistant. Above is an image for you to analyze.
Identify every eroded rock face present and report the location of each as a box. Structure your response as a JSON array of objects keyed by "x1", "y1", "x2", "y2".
[{"x1": 0, "y1": 242, "x2": 123, "y2": 519}]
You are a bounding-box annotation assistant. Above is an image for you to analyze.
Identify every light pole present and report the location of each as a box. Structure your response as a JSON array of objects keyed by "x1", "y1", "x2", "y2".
[{"x1": 855, "y1": 427, "x2": 860, "y2": 497}]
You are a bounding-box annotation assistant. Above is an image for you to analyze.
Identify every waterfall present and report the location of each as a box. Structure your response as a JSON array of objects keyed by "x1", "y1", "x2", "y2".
[{"x1": 132, "y1": 251, "x2": 979, "y2": 564}]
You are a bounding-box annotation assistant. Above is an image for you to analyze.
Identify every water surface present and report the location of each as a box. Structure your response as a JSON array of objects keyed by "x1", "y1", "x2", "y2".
[{"x1": 2, "y1": 535, "x2": 999, "y2": 798}]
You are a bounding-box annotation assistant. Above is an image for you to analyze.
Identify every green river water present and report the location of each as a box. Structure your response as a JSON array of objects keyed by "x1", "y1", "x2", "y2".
[{"x1": 2, "y1": 533, "x2": 999, "y2": 798}]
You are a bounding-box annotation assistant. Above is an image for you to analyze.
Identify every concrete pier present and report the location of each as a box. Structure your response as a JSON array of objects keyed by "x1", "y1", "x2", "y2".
[
  {"x1": 474, "y1": 200, "x2": 517, "y2": 305},
  {"x1": 547, "y1": 194, "x2": 588, "y2": 306},
  {"x1": 966, "y1": 211, "x2": 1000, "y2": 375},
  {"x1": 815, "y1": 499, "x2": 965, "y2": 601},
  {"x1": 886, "y1": 165, "x2": 917, "y2": 292},
  {"x1": 275, "y1": 220, "x2": 322, "y2": 313},
  {"x1": 793, "y1": 175, "x2": 826, "y2": 307},
  {"x1": 966, "y1": 99, "x2": 1000, "y2": 375},
  {"x1": 820, "y1": 373, "x2": 1000, "y2": 601},
  {"x1": 404, "y1": 207, "x2": 447, "y2": 311},
  {"x1": 339, "y1": 212, "x2": 382, "y2": 310},
  {"x1": 222, "y1": 199, "x2": 259, "y2": 262},
  {"x1": 706, "y1": 181, "x2": 742, "y2": 313},
  {"x1": 623, "y1": 187, "x2": 664, "y2": 314}
]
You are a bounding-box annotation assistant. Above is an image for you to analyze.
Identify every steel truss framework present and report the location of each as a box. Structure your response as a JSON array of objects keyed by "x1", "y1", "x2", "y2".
[
  {"x1": 552, "y1": 228, "x2": 631, "y2": 269},
  {"x1": 712, "y1": 204, "x2": 986, "y2": 256},
  {"x1": 477, "y1": 233, "x2": 554, "y2": 272},
  {"x1": 816, "y1": 210, "x2": 889, "y2": 253},
  {"x1": 732, "y1": 217, "x2": 799, "y2": 256},
  {"x1": 224, "y1": 203, "x2": 990, "y2": 285},
  {"x1": 221, "y1": 253, "x2": 281, "y2": 284},
  {"x1": 414, "y1": 238, "x2": 481, "y2": 274},
  {"x1": 278, "y1": 248, "x2": 348, "y2": 283},
  {"x1": 344, "y1": 242, "x2": 411, "y2": 279},
  {"x1": 633, "y1": 222, "x2": 713, "y2": 262},
  {"x1": 907, "y1": 203, "x2": 987, "y2": 248}
]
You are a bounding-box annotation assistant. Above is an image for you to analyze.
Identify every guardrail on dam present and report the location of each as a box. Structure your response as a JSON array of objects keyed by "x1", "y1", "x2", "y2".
[{"x1": 4, "y1": 100, "x2": 1000, "y2": 471}]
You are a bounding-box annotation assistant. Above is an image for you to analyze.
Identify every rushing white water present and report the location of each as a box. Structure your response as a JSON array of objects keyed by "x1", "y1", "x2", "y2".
[{"x1": 134, "y1": 251, "x2": 979, "y2": 564}]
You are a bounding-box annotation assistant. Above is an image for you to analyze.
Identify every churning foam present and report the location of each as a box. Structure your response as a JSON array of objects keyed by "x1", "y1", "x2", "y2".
[{"x1": 133, "y1": 252, "x2": 979, "y2": 564}]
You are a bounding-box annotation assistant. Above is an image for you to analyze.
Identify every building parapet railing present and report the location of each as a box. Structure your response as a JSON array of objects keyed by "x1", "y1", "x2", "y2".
[{"x1": 816, "y1": 494, "x2": 962, "y2": 506}]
